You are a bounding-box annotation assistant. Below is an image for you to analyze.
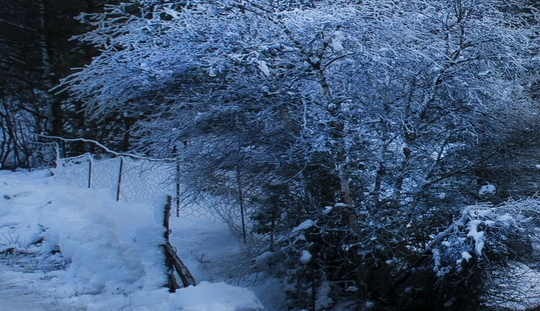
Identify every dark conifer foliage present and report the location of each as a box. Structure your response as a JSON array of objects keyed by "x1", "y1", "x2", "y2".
[{"x1": 0, "y1": 0, "x2": 116, "y2": 168}]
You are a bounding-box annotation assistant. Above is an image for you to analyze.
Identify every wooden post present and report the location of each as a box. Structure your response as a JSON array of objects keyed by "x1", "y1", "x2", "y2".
[
  {"x1": 173, "y1": 146, "x2": 181, "y2": 217},
  {"x1": 87, "y1": 155, "x2": 92, "y2": 188},
  {"x1": 236, "y1": 166, "x2": 248, "y2": 243},
  {"x1": 163, "y1": 195, "x2": 179, "y2": 292},
  {"x1": 116, "y1": 156, "x2": 124, "y2": 201},
  {"x1": 53, "y1": 141, "x2": 60, "y2": 168},
  {"x1": 164, "y1": 195, "x2": 172, "y2": 241}
]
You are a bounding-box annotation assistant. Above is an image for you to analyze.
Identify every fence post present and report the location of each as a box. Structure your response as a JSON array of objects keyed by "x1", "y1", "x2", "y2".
[
  {"x1": 236, "y1": 166, "x2": 248, "y2": 244},
  {"x1": 53, "y1": 142, "x2": 60, "y2": 168},
  {"x1": 116, "y1": 156, "x2": 124, "y2": 201},
  {"x1": 163, "y1": 195, "x2": 179, "y2": 292},
  {"x1": 173, "y1": 146, "x2": 181, "y2": 217},
  {"x1": 87, "y1": 155, "x2": 92, "y2": 188}
]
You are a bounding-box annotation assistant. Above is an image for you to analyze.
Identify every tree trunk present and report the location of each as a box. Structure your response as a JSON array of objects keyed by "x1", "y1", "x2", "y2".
[{"x1": 38, "y1": 0, "x2": 63, "y2": 137}]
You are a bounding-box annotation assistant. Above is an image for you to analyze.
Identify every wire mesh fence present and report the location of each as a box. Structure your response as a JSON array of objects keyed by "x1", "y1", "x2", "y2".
[
  {"x1": 55, "y1": 154, "x2": 173, "y2": 202},
  {"x1": 54, "y1": 152, "x2": 218, "y2": 221}
]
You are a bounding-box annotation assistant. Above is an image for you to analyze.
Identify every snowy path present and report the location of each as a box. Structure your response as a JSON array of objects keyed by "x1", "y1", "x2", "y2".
[
  {"x1": 0, "y1": 287, "x2": 50, "y2": 311},
  {"x1": 0, "y1": 169, "x2": 265, "y2": 311},
  {"x1": 171, "y1": 214, "x2": 287, "y2": 311},
  {"x1": 0, "y1": 276, "x2": 51, "y2": 311},
  {"x1": 171, "y1": 214, "x2": 242, "y2": 282},
  {"x1": 0, "y1": 267, "x2": 83, "y2": 311}
]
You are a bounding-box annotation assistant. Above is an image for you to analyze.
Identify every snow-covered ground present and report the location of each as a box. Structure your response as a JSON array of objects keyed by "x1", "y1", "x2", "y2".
[{"x1": 0, "y1": 169, "x2": 285, "y2": 310}]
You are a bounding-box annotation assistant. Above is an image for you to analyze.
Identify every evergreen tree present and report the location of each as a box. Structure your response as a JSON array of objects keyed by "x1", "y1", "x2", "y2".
[{"x1": 0, "y1": 0, "x2": 116, "y2": 168}]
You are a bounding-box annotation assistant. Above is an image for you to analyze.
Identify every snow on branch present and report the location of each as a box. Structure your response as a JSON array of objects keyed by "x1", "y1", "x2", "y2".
[
  {"x1": 39, "y1": 135, "x2": 173, "y2": 161},
  {"x1": 429, "y1": 199, "x2": 540, "y2": 278}
]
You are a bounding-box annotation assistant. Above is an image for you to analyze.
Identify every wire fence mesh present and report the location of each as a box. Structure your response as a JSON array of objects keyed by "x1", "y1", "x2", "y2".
[{"x1": 54, "y1": 153, "x2": 218, "y2": 221}]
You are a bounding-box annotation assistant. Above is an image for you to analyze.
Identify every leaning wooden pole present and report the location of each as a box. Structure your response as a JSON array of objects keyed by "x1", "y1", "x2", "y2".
[
  {"x1": 162, "y1": 195, "x2": 196, "y2": 291},
  {"x1": 164, "y1": 243, "x2": 196, "y2": 287}
]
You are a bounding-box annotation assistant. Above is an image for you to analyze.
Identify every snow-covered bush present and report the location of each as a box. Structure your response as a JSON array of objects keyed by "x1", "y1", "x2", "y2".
[
  {"x1": 251, "y1": 199, "x2": 540, "y2": 310},
  {"x1": 429, "y1": 199, "x2": 540, "y2": 310},
  {"x1": 432, "y1": 203, "x2": 529, "y2": 277}
]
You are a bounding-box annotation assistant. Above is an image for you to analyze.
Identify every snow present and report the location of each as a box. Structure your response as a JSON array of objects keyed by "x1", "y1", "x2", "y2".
[
  {"x1": 461, "y1": 251, "x2": 472, "y2": 261},
  {"x1": 316, "y1": 281, "x2": 333, "y2": 309},
  {"x1": 258, "y1": 60, "x2": 270, "y2": 77},
  {"x1": 292, "y1": 219, "x2": 315, "y2": 232},
  {"x1": 365, "y1": 301, "x2": 375, "y2": 309},
  {"x1": 469, "y1": 207, "x2": 492, "y2": 217},
  {"x1": 467, "y1": 220, "x2": 485, "y2": 255},
  {"x1": 330, "y1": 36, "x2": 344, "y2": 52},
  {"x1": 255, "y1": 251, "x2": 274, "y2": 263},
  {"x1": 0, "y1": 169, "x2": 272, "y2": 311},
  {"x1": 479, "y1": 184, "x2": 496, "y2": 196},
  {"x1": 323, "y1": 205, "x2": 333, "y2": 214},
  {"x1": 497, "y1": 213, "x2": 514, "y2": 222},
  {"x1": 345, "y1": 286, "x2": 358, "y2": 292},
  {"x1": 299, "y1": 250, "x2": 312, "y2": 264}
]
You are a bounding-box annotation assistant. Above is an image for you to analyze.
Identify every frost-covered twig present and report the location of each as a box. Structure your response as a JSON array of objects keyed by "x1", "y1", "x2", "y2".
[{"x1": 39, "y1": 135, "x2": 174, "y2": 161}]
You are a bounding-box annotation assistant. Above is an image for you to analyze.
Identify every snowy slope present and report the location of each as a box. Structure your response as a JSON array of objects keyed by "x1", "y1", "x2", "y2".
[{"x1": 0, "y1": 169, "x2": 266, "y2": 311}]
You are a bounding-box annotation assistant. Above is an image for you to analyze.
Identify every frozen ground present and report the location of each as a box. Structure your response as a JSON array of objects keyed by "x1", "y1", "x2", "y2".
[{"x1": 0, "y1": 169, "x2": 285, "y2": 310}]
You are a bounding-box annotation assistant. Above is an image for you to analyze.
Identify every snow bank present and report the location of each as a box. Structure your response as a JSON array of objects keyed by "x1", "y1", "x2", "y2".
[
  {"x1": 82, "y1": 282, "x2": 263, "y2": 311},
  {"x1": 0, "y1": 169, "x2": 264, "y2": 311},
  {"x1": 172, "y1": 281, "x2": 263, "y2": 311}
]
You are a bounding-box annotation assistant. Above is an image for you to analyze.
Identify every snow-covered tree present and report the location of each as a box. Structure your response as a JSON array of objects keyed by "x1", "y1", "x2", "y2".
[{"x1": 60, "y1": 0, "x2": 540, "y2": 309}]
